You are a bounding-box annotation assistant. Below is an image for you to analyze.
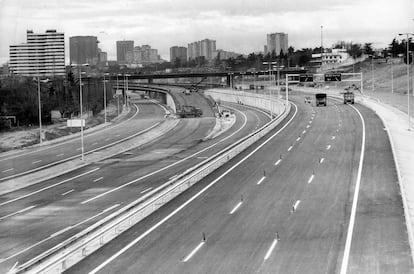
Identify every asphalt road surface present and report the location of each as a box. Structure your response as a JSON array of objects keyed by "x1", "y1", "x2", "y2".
[
  {"x1": 0, "y1": 95, "x2": 167, "y2": 181},
  {"x1": 70, "y1": 95, "x2": 412, "y2": 274},
  {"x1": 0, "y1": 97, "x2": 271, "y2": 272}
]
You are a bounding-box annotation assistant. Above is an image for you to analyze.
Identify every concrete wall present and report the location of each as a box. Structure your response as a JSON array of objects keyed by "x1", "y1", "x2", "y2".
[
  {"x1": 166, "y1": 92, "x2": 177, "y2": 113},
  {"x1": 205, "y1": 88, "x2": 285, "y2": 117}
]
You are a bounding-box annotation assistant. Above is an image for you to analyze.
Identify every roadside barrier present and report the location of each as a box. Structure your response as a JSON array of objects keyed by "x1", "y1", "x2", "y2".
[{"x1": 15, "y1": 91, "x2": 289, "y2": 274}]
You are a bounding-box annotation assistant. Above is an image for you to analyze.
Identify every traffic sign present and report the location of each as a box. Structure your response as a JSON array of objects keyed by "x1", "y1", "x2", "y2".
[
  {"x1": 67, "y1": 119, "x2": 85, "y2": 127},
  {"x1": 299, "y1": 74, "x2": 314, "y2": 82},
  {"x1": 324, "y1": 73, "x2": 342, "y2": 81},
  {"x1": 116, "y1": 89, "x2": 123, "y2": 95}
]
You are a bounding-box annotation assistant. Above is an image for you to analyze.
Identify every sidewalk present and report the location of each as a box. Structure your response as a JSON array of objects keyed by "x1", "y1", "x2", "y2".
[{"x1": 297, "y1": 86, "x2": 414, "y2": 262}]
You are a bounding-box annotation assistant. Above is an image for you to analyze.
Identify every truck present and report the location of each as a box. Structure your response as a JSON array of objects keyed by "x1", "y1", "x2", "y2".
[
  {"x1": 176, "y1": 105, "x2": 203, "y2": 118},
  {"x1": 315, "y1": 93, "x2": 327, "y2": 106},
  {"x1": 343, "y1": 91, "x2": 355, "y2": 104}
]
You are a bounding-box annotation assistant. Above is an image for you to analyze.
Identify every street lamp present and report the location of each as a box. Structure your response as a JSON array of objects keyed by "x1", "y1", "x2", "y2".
[
  {"x1": 124, "y1": 74, "x2": 130, "y2": 107},
  {"x1": 117, "y1": 74, "x2": 122, "y2": 115},
  {"x1": 37, "y1": 77, "x2": 43, "y2": 144},
  {"x1": 72, "y1": 64, "x2": 89, "y2": 161},
  {"x1": 398, "y1": 33, "x2": 414, "y2": 130},
  {"x1": 103, "y1": 73, "x2": 109, "y2": 124},
  {"x1": 369, "y1": 55, "x2": 375, "y2": 92}
]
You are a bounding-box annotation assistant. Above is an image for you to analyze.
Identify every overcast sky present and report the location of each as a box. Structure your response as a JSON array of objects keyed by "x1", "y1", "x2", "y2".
[{"x1": 0, "y1": 0, "x2": 413, "y2": 64}]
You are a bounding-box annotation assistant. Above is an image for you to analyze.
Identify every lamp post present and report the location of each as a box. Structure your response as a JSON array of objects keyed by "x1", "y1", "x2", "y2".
[
  {"x1": 124, "y1": 74, "x2": 130, "y2": 107},
  {"x1": 390, "y1": 57, "x2": 394, "y2": 94},
  {"x1": 103, "y1": 73, "x2": 109, "y2": 124},
  {"x1": 399, "y1": 33, "x2": 414, "y2": 130},
  {"x1": 37, "y1": 77, "x2": 43, "y2": 144},
  {"x1": 117, "y1": 74, "x2": 122, "y2": 115},
  {"x1": 72, "y1": 64, "x2": 89, "y2": 161},
  {"x1": 369, "y1": 55, "x2": 375, "y2": 92}
]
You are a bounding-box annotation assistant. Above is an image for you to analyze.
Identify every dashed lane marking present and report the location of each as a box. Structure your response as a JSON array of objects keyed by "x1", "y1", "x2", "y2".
[
  {"x1": 93, "y1": 177, "x2": 103, "y2": 183},
  {"x1": 61, "y1": 189, "x2": 74, "y2": 196}
]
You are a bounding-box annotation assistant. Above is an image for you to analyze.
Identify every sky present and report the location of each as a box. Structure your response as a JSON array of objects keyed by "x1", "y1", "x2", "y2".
[{"x1": 0, "y1": 0, "x2": 413, "y2": 64}]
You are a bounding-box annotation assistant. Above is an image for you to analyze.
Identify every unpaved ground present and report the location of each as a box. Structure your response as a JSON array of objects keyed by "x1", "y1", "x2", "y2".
[{"x1": 0, "y1": 102, "x2": 123, "y2": 152}]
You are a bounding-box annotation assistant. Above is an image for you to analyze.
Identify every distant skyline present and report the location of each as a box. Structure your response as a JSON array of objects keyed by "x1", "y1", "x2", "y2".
[{"x1": 0, "y1": 0, "x2": 413, "y2": 65}]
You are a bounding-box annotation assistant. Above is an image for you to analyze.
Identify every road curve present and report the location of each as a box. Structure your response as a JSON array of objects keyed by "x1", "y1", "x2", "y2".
[{"x1": 69, "y1": 95, "x2": 412, "y2": 274}]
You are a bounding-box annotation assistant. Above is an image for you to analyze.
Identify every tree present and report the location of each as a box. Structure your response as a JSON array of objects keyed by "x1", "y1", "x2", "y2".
[
  {"x1": 363, "y1": 43, "x2": 374, "y2": 55},
  {"x1": 348, "y1": 43, "x2": 363, "y2": 59}
]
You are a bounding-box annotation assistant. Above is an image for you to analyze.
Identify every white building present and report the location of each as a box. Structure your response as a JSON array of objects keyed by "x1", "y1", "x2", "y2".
[
  {"x1": 266, "y1": 33, "x2": 288, "y2": 56},
  {"x1": 311, "y1": 48, "x2": 350, "y2": 68},
  {"x1": 9, "y1": 30, "x2": 65, "y2": 76},
  {"x1": 188, "y1": 39, "x2": 216, "y2": 60}
]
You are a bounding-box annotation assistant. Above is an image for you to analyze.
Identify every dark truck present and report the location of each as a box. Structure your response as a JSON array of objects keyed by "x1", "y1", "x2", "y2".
[
  {"x1": 343, "y1": 91, "x2": 355, "y2": 104},
  {"x1": 315, "y1": 93, "x2": 327, "y2": 106},
  {"x1": 176, "y1": 105, "x2": 203, "y2": 118}
]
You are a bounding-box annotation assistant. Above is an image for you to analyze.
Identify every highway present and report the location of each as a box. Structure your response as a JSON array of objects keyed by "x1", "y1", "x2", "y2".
[
  {"x1": 0, "y1": 96, "x2": 166, "y2": 182},
  {"x1": 69, "y1": 95, "x2": 412, "y2": 273},
  {"x1": 0, "y1": 91, "x2": 272, "y2": 272}
]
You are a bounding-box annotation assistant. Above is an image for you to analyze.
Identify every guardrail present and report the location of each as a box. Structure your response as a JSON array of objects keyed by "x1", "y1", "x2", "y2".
[{"x1": 15, "y1": 92, "x2": 290, "y2": 274}]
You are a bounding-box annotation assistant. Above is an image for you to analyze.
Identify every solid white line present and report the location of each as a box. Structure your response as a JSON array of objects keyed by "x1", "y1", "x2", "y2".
[
  {"x1": 326, "y1": 145, "x2": 331, "y2": 150},
  {"x1": 257, "y1": 176, "x2": 266, "y2": 185},
  {"x1": 296, "y1": 137, "x2": 301, "y2": 141},
  {"x1": 93, "y1": 177, "x2": 103, "y2": 183},
  {"x1": 92, "y1": 142, "x2": 98, "y2": 146},
  {"x1": 340, "y1": 105, "x2": 366, "y2": 274},
  {"x1": 183, "y1": 241, "x2": 205, "y2": 262},
  {"x1": 2, "y1": 168, "x2": 14, "y2": 173},
  {"x1": 74, "y1": 204, "x2": 120, "y2": 227},
  {"x1": 61, "y1": 189, "x2": 74, "y2": 196},
  {"x1": 0, "y1": 205, "x2": 35, "y2": 221},
  {"x1": 81, "y1": 106, "x2": 250, "y2": 205},
  {"x1": 293, "y1": 200, "x2": 301, "y2": 211},
  {"x1": 0, "y1": 168, "x2": 99, "y2": 207},
  {"x1": 308, "y1": 174, "x2": 314, "y2": 184},
  {"x1": 229, "y1": 201, "x2": 243, "y2": 214},
  {"x1": 140, "y1": 187, "x2": 153, "y2": 194},
  {"x1": 56, "y1": 153, "x2": 64, "y2": 157},
  {"x1": 320, "y1": 158, "x2": 325, "y2": 164},
  {"x1": 31, "y1": 160, "x2": 42, "y2": 164},
  {"x1": 274, "y1": 159, "x2": 281, "y2": 166},
  {"x1": 287, "y1": 146, "x2": 293, "y2": 151},
  {"x1": 87, "y1": 104, "x2": 298, "y2": 274},
  {"x1": 264, "y1": 238, "x2": 278, "y2": 261}
]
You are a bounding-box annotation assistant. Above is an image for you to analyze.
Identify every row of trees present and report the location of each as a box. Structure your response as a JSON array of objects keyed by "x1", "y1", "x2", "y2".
[{"x1": 0, "y1": 74, "x2": 113, "y2": 130}]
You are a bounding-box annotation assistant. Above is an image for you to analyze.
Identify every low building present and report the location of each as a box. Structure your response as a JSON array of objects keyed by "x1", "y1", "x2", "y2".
[{"x1": 311, "y1": 48, "x2": 349, "y2": 68}]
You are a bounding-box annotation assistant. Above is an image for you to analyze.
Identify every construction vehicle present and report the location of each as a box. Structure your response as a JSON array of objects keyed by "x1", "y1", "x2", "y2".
[
  {"x1": 176, "y1": 105, "x2": 203, "y2": 118},
  {"x1": 315, "y1": 93, "x2": 327, "y2": 106},
  {"x1": 343, "y1": 91, "x2": 355, "y2": 104}
]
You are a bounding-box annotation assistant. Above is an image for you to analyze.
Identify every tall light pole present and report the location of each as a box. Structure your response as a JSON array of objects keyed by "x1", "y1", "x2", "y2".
[
  {"x1": 103, "y1": 73, "x2": 109, "y2": 124},
  {"x1": 399, "y1": 33, "x2": 414, "y2": 130},
  {"x1": 370, "y1": 55, "x2": 375, "y2": 92},
  {"x1": 117, "y1": 74, "x2": 122, "y2": 115},
  {"x1": 125, "y1": 74, "x2": 130, "y2": 107},
  {"x1": 390, "y1": 57, "x2": 394, "y2": 94},
  {"x1": 37, "y1": 77, "x2": 43, "y2": 144},
  {"x1": 321, "y1": 25, "x2": 324, "y2": 71}
]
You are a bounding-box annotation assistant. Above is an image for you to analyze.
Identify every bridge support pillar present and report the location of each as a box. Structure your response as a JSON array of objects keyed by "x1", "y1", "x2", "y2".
[
  {"x1": 226, "y1": 75, "x2": 234, "y2": 89},
  {"x1": 148, "y1": 78, "x2": 153, "y2": 84}
]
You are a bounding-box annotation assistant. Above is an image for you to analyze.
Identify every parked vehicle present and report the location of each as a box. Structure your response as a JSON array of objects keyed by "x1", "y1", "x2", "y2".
[{"x1": 315, "y1": 93, "x2": 327, "y2": 106}]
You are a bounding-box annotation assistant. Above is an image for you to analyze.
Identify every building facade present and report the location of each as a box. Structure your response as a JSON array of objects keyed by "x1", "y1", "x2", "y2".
[
  {"x1": 266, "y1": 32, "x2": 288, "y2": 56},
  {"x1": 188, "y1": 39, "x2": 216, "y2": 60},
  {"x1": 69, "y1": 36, "x2": 99, "y2": 65},
  {"x1": 9, "y1": 30, "x2": 65, "y2": 76},
  {"x1": 311, "y1": 48, "x2": 350, "y2": 69},
  {"x1": 116, "y1": 40, "x2": 134, "y2": 64},
  {"x1": 170, "y1": 46, "x2": 187, "y2": 63},
  {"x1": 126, "y1": 45, "x2": 160, "y2": 65},
  {"x1": 213, "y1": 49, "x2": 242, "y2": 60}
]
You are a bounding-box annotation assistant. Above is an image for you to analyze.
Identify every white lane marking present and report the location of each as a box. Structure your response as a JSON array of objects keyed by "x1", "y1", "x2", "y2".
[
  {"x1": 0, "y1": 206, "x2": 35, "y2": 221},
  {"x1": 287, "y1": 146, "x2": 293, "y2": 151},
  {"x1": 326, "y1": 145, "x2": 331, "y2": 150},
  {"x1": 105, "y1": 138, "x2": 110, "y2": 141},
  {"x1": 92, "y1": 142, "x2": 98, "y2": 146},
  {"x1": 320, "y1": 158, "x2": 325, "y2": 164},
  {"x1": 274, "y1": 159, "x2": 281, "y2": 166},
  {"x1": 229, "y1": 201, "x2": 243, "y2": 214},
  {"x1": 293, "y1": 200, "x2": 301, "y2": 211},
  {"x1": 331, "y1": 136, "x2": 336, "y2": 140},
  {"x1": 340, "y1": 105, "x2": 366, "y2": 274},
  {"x1": 50, "y1": 226, "x2": 73, "y2": 238},
  {"x1": 296, "y1": 137, "x2": 301, "y2": 142},
  {"x1": 306, "y1": 125, "x2": 310, "y2": 129},
  {"x1": 264, "y1": 238, "x2": 278, "y2": 261},
  {"x1": 257, "y1": 176, "x2": 266, "y2": 185},
  {"x1": 87, "y1": 103, "x2": 299, "y2": 274},
  {"x1": 31, "y1": 160, "x2": 42, "y2": 164},
  {"x1": 308, "y1": 174, "x2": 315, "y2": 184},
  {"x1": 93, "y1": 177, "x2": 103, "y2": 183},
  {"x1": 61, "y1": 189, "x2": 74, "y2": 196},
  {"x1": 76, "y1": 148, "x2": 82, "y2": 151},
  {"x1": 309, "y1": 120, "x2": 313, "y2": 124},
  {"x1": 183, "y1": 241, "x2": 205, "y2": 262},
  {"x1": 81, "y1": 106, "x2": 250, "y2": 205},
  {"x1": 302, "y1": 130, "x2": 306, "y2": 134},
  {"x1": 116, "y1": 134, "x2": 121, "y2": 137},
  {"x1": 2, "y1": 168, "x2": 14, "y2": 173},
  {"x1": 0, "y1": 203, "x2": 121, "y2": 264},
  {"x1": 196, "y1": 156, "x2": 208, "y2": 159},
  {"x1": 0, "y1": 168, "x2": 99, "y2": 207},
  {"x1": 0, "y1": 104, "x2": 140, "y2": 163},
  {"x1": 56, "y1": 153, "x2": 65, "y2": 157},
  {"x1": 140, "y1": 187, "x2": 153, "y2": 194}
]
